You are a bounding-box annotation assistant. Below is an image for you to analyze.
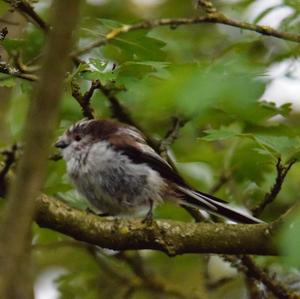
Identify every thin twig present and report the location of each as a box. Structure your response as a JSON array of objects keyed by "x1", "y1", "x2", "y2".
[
  {"x1": 2, "y1": 11, "x2": 300, "y2": 80},
  {"x1": 96, "y1": 81, "x2": 161, "y2": 150},
  {"x1": 245, "y1": 277, "x2": 265, "y2": 299},
  {"x1": 116, "y1": 251, "x2": 201, "y2": 299},
  {"x1": 159, "y1": 117, "x2": 186, "y2": 158},
  {"x1": 222, "y1": 255, "x2": 297, "y2": 299},
  {"x1": 12, "y1": 52, "x2": 40, "y2": 74},
  {"x1": 208, "y1": 168, "x2": 294, "y2": 299},
  {"x1": 239, "y1": 255, "x2": 299, "y2": 299},
  {"x1": 75, "y1": 14, "x2": 300, "y2": 56},
  {"x1": 4, "y1": 0, "x2": 49, "y2": 32},
  {"x1": 86, "y1": 246, "x2": 200, "y2": 299},
  {"x1": 96, "y1": 81, "x2": 136, "y2": 126},
  {"x1": 252, "y1": 158, "x2": 296, "y2": 217},
  {"x1": 87, "y1": 247, "x2": 133, "y2": 285},
  {"x1": 71, "y1": 80, "x2": 96, "y2": 119},
  {"x1": 2, "y1": 5, "x2": 300, "y2": 81},
  {"x1": 0, "y1": 60, "x2": 38, "y2": 81},
  {"x1": 209, "y1": 172, "x2": 231, "y2": 194}
]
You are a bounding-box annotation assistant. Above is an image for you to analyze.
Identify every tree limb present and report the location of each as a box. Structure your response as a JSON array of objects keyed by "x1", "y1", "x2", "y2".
[
  {"x1": 4, "y1": 0, "x2": 49, "y2": 32},
  {"x1": 223, "y1": 255, "x2": 300, "y2": 299},
  {"x1": 35, "y1": 195, "x2": 277, "y2": 256},
  {"x1": 159, "y1": 116, "x2": 187, "y2": 158},
  {"x1": 71, "y1": 80, "x2": 96, "y2": 119},
  {"x1": 252, "y1": 158, "x2": 296, "y2": 217},
  {"x1": 75, "y1": 14, "x2": 300, "y2": 56},
  {"x1": 0, "y1": 0, "x2": 80, "y2": 296},
  {"x1": 0, "y1": 59, "x2": 38, "y2": 81},
  {"x1": 115, "y1": 251, "x2": 199, "y2": 298}
]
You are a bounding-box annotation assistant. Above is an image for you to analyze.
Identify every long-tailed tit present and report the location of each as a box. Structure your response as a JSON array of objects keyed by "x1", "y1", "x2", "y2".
[{"x1": 55, "y1": 119, "x2": 262, "y2": 224}]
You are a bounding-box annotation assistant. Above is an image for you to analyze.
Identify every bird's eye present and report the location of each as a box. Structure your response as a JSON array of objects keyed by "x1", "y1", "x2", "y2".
[{"x1": 74, "y1": 135, "x2": 81, "y2": 142}]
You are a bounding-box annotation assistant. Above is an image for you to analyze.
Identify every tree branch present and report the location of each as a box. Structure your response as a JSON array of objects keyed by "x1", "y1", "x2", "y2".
[
  {"x1": 4, "y1": 0, "x2": 49, "y2": 32},
  {"x1": 96, "y1": 81, "x2": 161, "y2": 151},
  {"x1": 2, "y1": 4, "x2": 300, "y2": 81},
  {"x1": 0, "y1": 0, "x2": 80, "y2": 296},
  {"x1": 0, "y1": 59, "x2": 38, "y2": 81},
  {"x1": 96, "y1": 81, "x2": 137, "y2": 126},
  {"x1": 205, "y1": 169, "x2": 296, "y2": 299},
  {"x1": 4, "y1": 9, "x2": 300, "y2": 80},
  {"x1": 116, "y1": 251, "x2": 198, "y2": 299},
  {"x1": 209, "y1": 172, "x2": 231, "y2": 194},
  {"x1": 71, "y1": 80, "x2": 96, "y2": 119},
  {"x1": 35, "y1": 195, "x2": 277, "y2": 256},
  {"x1": 75, "y1": 14, "x2": 300, "y2": 56},
  {"x1": 159, "y1": 116, "x2": 186, "y2": 158},
  {"x1": 252, "y1": 158, "x2": 296, "y2": 217},
  {"x1": 223, "y1": 255, "x2": 300, "y2": 299}
]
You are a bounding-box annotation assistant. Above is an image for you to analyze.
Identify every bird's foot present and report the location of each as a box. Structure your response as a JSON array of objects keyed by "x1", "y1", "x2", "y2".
[
  {"x1": 142, "y1": 209, "x2": 154, "y2": 225},
  {"x1": 142, "y1": 199, "x2": 154, "y2": 225}
]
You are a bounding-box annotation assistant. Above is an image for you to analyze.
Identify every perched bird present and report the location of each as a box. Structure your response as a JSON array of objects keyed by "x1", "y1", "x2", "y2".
[{"x1": 55, "y1": 119, "x2": 262, "y2": 224}]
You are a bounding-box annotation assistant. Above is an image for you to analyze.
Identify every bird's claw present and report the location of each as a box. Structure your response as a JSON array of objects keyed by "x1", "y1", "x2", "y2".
[{"x1": 142, "y1": 210, "x2": 154, "y2": 225}]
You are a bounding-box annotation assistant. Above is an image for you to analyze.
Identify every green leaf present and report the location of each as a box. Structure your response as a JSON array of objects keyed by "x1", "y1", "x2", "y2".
[
  {"x1": 81, "y1": 70, "x2": 116, "y2": 82},
  {"x1": 98, "y1": 18, "x2": 123, "y2": 29},
  {"x1": 253, "y1": 135, "x2": 300, "y2": 158},
  {"x1": 259, "y1": 101, "x2": 292, "y2": 118},
  {"x1": 231, "y1": 142, "x2": 273, "y2": 183},
  {"x1": 139, "y1": 54, "x2": 267, "y2": 121},
  {"x1": 1, "y1": 38, "x2": 26, "y2": 54},
  {"x1": 117, "y1": 61, "x2": 169, "y2": 79},
  {"x1": 0, "y1": 77, "x2": 16, "y2": 87},
  {"x1": 78, "y1": 59, "x2": 117, "y2": 83},
  {"x1": 103, "y1": 30, "x2": 166, "y2": 62},
  {"x1": 284, "y1": 0, "x2": 300, "y2": 12},
  {"x1": 278, "y1": 208, "x2": 300, "y2": 266},
  {"x1": 202, "y1": 126, "x2": 300, "y2": 160},
  {"x1": 203, "y1": 125, "x2": 242, "y2": 141}
]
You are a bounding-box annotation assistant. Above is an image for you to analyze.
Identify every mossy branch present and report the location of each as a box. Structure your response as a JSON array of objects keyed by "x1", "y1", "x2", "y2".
[{"x1": 35, "y1": 195, "x2": 278, "y2": 256}]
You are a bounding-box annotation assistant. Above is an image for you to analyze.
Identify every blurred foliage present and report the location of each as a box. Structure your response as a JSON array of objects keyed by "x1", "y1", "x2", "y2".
[{"x1": 1, "y1": 0, "x2": 300, "y2": 298}]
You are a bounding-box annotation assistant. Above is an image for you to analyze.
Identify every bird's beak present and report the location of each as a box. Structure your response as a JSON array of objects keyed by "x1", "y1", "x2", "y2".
[{"x1": 54, "y1": 139, "x2": 69, "y2": 149}]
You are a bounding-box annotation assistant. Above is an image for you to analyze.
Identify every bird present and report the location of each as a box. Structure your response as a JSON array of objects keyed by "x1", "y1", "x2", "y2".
[{"x1": 55, "y1": 118, "x2": 262, "y2": 224}]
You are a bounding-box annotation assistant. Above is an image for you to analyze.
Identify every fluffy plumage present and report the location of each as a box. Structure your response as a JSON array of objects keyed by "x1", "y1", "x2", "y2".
[{"x1": 55, "y1": 119, "x2": 262, "y2": 224}]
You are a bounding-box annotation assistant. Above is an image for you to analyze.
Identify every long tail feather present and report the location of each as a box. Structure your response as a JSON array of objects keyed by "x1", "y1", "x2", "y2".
[{"x1": 177, "y1": 186, "x2": 263, "y2": 224}]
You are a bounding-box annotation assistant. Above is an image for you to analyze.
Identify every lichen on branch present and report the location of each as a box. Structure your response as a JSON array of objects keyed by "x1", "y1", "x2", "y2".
[{"x1": 35, "y1": 195, "x2": 277, "y2": 256}]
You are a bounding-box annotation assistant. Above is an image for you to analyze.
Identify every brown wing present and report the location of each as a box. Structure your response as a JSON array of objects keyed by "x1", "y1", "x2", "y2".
[
  {"x1": 109, "y1": 135, "x2": 189, "y2": 187},
  {"x1": 108, "y1": 125, "x2": 228, "y2": 204}
]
